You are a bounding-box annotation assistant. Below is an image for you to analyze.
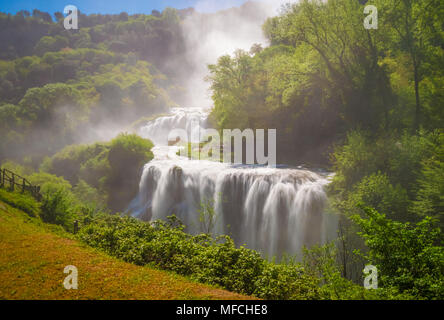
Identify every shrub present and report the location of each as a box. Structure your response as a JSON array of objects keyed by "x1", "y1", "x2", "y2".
[
  {"x1": 106, "y1": 133, "x2": 154, "y2": 211},
  {"x1": 352, "y1": 206, "x2": 444, "y2": 299},
  {"x1": 40, "y1": 184, "x2": 75, "y2": 228},
  {"x1": 40, "y1": 133, "x2": 154, "y2": 213},
  {"x1": 28, "y1": 172, "x2": 78, "y2": 230},
  {"x1": 345, "y1": 173, "x2": 410, "y2": 221},
  {"x1": 410, "y1": 131, "x2": 444, "y2": 227},
  {"x1": 77, "y1": 214, "x2": 322, "y2": 299},
  {"x1": 41, "y1": 143, "x2": 110, "y2": 185},
  {"x1": 254, "y1": 262, "x2": 321, "y2": 300},
  {"x1": 73, "y1": 179, "x2": 107, "y2": 210},
  {"x1": 330, "y1": 130, "x2": 440, "y2": 198},
  {"x1": 0, "y1": 188, "x2": 40, "y2": 217}
]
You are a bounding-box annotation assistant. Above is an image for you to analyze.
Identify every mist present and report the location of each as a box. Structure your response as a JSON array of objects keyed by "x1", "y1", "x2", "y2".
[
  {"x1": 177, "y1": 0, "x2": 298, "y2": 107},
  {"x1": 77, "y1": 0, "x2": 299, "y2": 144},
  {"x1": 0, "y1": 1, "x2": 300, "y2": 163}
]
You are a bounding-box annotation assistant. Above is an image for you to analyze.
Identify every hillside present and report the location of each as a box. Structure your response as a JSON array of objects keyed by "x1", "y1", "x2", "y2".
[{"x1": 0, "y1": 200, "x2": 251, "y2": 300}]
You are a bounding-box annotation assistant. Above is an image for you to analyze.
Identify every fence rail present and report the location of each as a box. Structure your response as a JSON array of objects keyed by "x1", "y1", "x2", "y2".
[{"x1": 0, "y1": 168, "x2": 42, "y2": 201}]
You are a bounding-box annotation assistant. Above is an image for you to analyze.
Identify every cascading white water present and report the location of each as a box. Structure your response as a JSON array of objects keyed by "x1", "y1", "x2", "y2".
[
  {"x1": 140, "y1": 107, "x2": 209, "y2": 146},
  {"x1": 132, "y1": 107, "x2": 334, "y2": 258}
]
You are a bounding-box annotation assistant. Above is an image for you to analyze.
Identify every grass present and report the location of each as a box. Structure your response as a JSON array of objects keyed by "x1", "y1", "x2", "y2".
[
  {"x1": 0, "y1": 188, "x2": 40, "y2": 217},
  {"x1": 0, "y1": 200, "x2": 253, "y2": 300}
]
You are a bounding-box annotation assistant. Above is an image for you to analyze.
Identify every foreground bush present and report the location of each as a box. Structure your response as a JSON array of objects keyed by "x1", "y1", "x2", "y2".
[
  {"x1": 77, "y1": 213, "x2": 385, "y2": 300},
  {"x1": 352, "y1": 206, "x2": 444, "y2": 300},
  {"x1": 40, "y1": 133, "x2": 154, "y2": 212},
  {"x1": 0, "y1": 182, "x2": 424, "y2": 300}
]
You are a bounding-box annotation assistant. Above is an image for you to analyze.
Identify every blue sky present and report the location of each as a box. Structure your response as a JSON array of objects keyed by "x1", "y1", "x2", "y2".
[{"x1": 0, "y1": 0, "x2": 251, "y2": 15}]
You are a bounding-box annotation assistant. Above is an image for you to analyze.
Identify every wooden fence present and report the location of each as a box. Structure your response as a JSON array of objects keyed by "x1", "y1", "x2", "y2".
[{"x1": 0, "y1": 168, "x2": 42, "y2": 201}]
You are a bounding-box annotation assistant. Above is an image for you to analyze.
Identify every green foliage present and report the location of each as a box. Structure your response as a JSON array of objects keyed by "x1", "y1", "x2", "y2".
[
  {"x1": 0, "y1": 54, "x2": 169, "y2": 160},
  {"x1": 352, "y1": 206, "x2": 444, "y2": 299},
  {"x1": 330, "y1": 131, "x2": 382, "y2": 190},
  {"x1": 77, "y1": 214, "x2": 325, "y2": 299},
  {"x1": 40, "y1": 142, "x2": 110, "y2": 185},
  {"x1": 0, "y1": 8, "x2": 182, "y2": 162},
  {"x1": 77, "y1": 210, "x2": 421, "y2": 300},
  {"x1": 197, "y1": 197, "x2": 218, "y2": 234},
  {"x1": 40, "y1": 133, "x2": 153, "y2": 212},
  {"x1": 410, "y1": 131, "x2": 444, "y2": 226},
  {"x1": 344, "y1": 173, "x2": 409, "y2": 221},
  {"x1": 108, "y1": 133, "x2": 154, "y2": 172},
  {"x1": 0, "y1": 162, "x2": 109, "y2": 232},
  {"x1": 330, "y1": 130, "x2": 443, "y2": 219},
  {"x1": 0, "y1": 160, "x2": 34, "y2": 177},
  {"x1": 0, "y1": 1, "x2": 442, "y2": 301},
  {"x1": 331, "y1": 130, "x2": 436, "y2": 192},
  {"x1": 106, "y1": 133, "x2": 154, "y2": 211},
  {"x1": 19, "y1": 82, "x2": 87, "y2": 125},
  {"x1": 72, "y1": 180, "x2": 107, "y2": 210},
  {"x1": 28, "y1": 172, "x2": 72, "y2": 193},
  {"x1": 0, "y1": 8, "x2": 187, "y2": 63},
  {"x1": 0, "y1": 104, "x2": 20, "y2": 131},
  {"x1": 302, "y1": 243, "x2": 369, "y2": 300},
  {"x1": 330, "y1": 130, "x2": 443, "y2": 292},
  {"x1": 27, "y1": 172, "x2": 77, "y2": 230},
  {"x1": 0, "y1": 104, "x2": 24, "y2": 162},
  {"x1": 208, "y1": 0, "x2": 443, "y2": 165},
  {"x1": 40, "y1": 187, "x2": 75, "y2": 228},
  {"x1": 34, "y1": 35, "x2": 69, "y2": 56},
  {"x1": 0, "y1": 188, "x2": 40, "y2": 217},
  {"x1": 373, "y1": 0, "x2": 444, "y2": 130},
  {"x1": 253, "y1": 260, "x2": 320, "y2": 300}
]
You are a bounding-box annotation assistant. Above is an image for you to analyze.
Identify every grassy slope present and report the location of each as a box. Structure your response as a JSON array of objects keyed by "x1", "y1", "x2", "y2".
[{"x1": 0, "y1": 200, "x2": 252, "y2": 300}]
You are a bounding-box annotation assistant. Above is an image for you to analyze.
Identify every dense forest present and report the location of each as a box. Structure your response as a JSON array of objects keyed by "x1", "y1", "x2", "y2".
[
  {"x1": 0, "y1": 0, "x2": 442, "y2": 300},
  {"x1": 0, "y1": 7, "x2": 195, "y2": 163},
  {"x1": 207, "y1": 0, "x2": 443, "y2": 294}
]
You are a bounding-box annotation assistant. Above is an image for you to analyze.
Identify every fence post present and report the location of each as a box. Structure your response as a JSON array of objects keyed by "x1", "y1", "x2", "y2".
[
  {"x1": 35, "y1": 186, "x2": 41, "y2": 201},
  {"x1": 0, "y1": 168, "x2": 42, "y2": 201},
  {"x1": 74, "y1": 220, "x2": 79, "y2": 234}
]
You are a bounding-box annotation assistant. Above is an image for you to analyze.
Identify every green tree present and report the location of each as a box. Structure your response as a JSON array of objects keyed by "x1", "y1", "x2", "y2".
[
  {"x1": 376, "y1": 0, "x2": 444, "y2": 131},
  {"x1": 411, "y1": 130, "x2": 444, "y2": 226},
  {"x1": 106, "y1": 133, "x2": 154, "y2": 211},
  {"x1": 198, "y1": 197, "x2": 218, "y2": 235},
  {"x1": 34, "y1": 35, "x2": 69, "y2": 55},
  {"x1": 352, "y1": 206, "x2": 444, "y2": 299}
]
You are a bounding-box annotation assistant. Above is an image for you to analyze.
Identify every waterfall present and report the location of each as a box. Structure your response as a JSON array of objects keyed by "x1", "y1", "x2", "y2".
[
  {"x1": 133, "y1": 107, "x2": 334, "y2": 258},
  {"x1": 140, "y1": 107, "x2": 209, "y2": 146}
]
